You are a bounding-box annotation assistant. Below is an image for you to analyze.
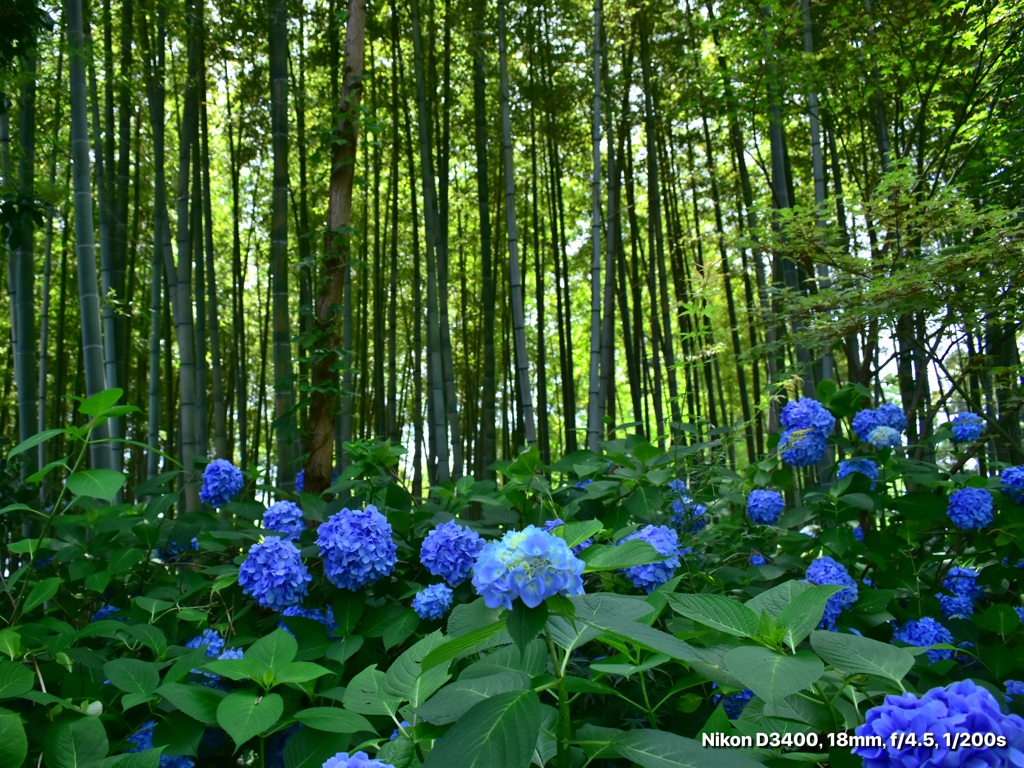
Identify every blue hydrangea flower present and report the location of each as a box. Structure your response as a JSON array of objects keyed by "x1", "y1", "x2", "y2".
[
  {"x1": 853, "y1": 525, "x2": 865, "y2": 542},
  {"x1": 667, "y1": 479, "x2": 707, "y2": 534},
  {"x1": 1002, "y1": 466, "x2": 1024, "y2": 505},
  {"x1": 390, "y1": 721, "x2": 411, "y2": 740},
  {"x1": 264, "y1": 501, "x2": 305, "y2": 541},
  {"x1": 317, "y1": 506, "x2": 397, "y2": 591},
  {"x1": 779, "y1": 428, "x2": 828, "y2": 466},
  {"x1": 91, "y1": 604, "x2": 122, "y2": 622},
  {"x1": 867, "y1": 426, "x2": 901, "y2": 449},
  {"x1": 219, "y1": 647, "x2": 244, "y2": 660},
  {"x1": 781, "y1": 398, "x2": 836, "y2": 435},
  {"x1": 279, "y1": 605, "x2": 337, "y2": 637},
  {"x1": 853, "y1": 679, "x2": 1024, "y2": 768},
  {"x1": 472, "y1": 525, "x2": 586, "y2": 610},
  {"x1": 949, "y1": 412, "x2": 984, "y2": 444},
  {"x1": 1017, "y1": 607, "x2": 1024, "y2": 623},
  {"x1": 746, "y1": 490, "x2": 785, "y2": 525},
  {"x1": 295, "y1": 469, "x2": 304, "y2": 493},
  {"x1": 853, "y1": 404, "x2": 906, "y2": 443},
  {"x1": 413, "y1": 583, "x2": 454, "y2": 620},
  {"x1": 722, "y1": 689, "x2": 754, "y2": 720},
  {"x1": 421, "y1": 521, "x2": 485, "y2": 586},
  {"x1": 543, "y1": 518, "x2": 594, "y2": 555},
  {"x1": 185, "y1": 629, "x2": 225, "y2": 657},
  {"x1": 892, "y1": 617, "x2": 954, "y2": 663},
  {"x1": 199, "y1": 459, "x2": 244, "y2": 507},
  {"x1": 947, "y1": 487, "x2": 994, "y2": 530},
  {"x1": 749, "y1": 553, "x2": 767, "y2": 566},
  {"x1": 852, "y1": 409, "x2": 882, "y2": 442},
  {"x1": 837, "y1": 459, "x2": 879, "y2": 491},
  {"x1": 1007, "y1": 680, "x2": 1024, "y2": 698},
  {"x1": 126, "y1": 721, "x2": 196, "y2": 768},
  {"x1": 238, "y1": 536, "x2": 311, "y2": 611},
  {"x1": 322, "y1": 753, "x2": 395, "y2": 768},
  {"x1": 942, "y1": 566, "x2": 982, "y2": 600},
  {"x1": 575, "y1": 478, "x2": 592, "y2": 490},
  {"x1": 805, "y1": 556, "x2": 858, "y2": 630},
  {"x1": 938, "y1": 594, "x2": 974, "y2": 619},
  {"x1": 619, "y1": 525, "x2": 681, "y2": 594},
  {"x1": 875, "y1": 403, "x2": 907, "y2": 433},
  {"x1": 160, "y1": 537, "x2": 200, "y2": 562}
]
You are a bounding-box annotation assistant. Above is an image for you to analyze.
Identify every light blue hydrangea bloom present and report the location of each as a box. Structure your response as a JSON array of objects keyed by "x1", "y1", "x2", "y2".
[
  {"x1": 852, "y1": 404, "x2": 906, "y2": 443},
  {"x1": 1006, "y1": 680, "x2": 1024, "y2": 698},
  {"x1": 185, "y1": 629, "x2": 224, "y2": 657},
  {"x1": 892, "y1": 617, "x2": 954, "y2": 663},
  {"x1": 746, "y1": 489, "x2": 785, "y2": 525},
  {"x1": 264, "y1": 500, "x2": 305, "y2": 541},
  {"x1": 950, "y1": 412, "x2": 984, "y2": 444},
  {"x1": 471, "y1": 525, "x2": 585, "y2": 610},
  {"x1": 1002, "y1": 466, "x2": 1024, "y2": 505},
  {"x1": 322, "y1": 752, "x2": 396, "y2": 768},
  {"x1": 837, "y1": 459, "x2": 879, "y2": 491},
  {"x1": 199, "y1": 459, "x2": 244, "y2": 507},
  {"x1": 667, "y1": 479, "x2": 707, "y2": 533},
  {"x1": 413, "y1": 583, "x2": 454, "y2": 620},
  {"x1": 867, "y1": 426, "x2": 901, "y2": 449},
  {"x1": 619, "y1": 525, "x2": 681, "y2": 594},
  {"x1": 947, "y1": 487, "x2": 994, "y2": 530},
  {"x1": 805, "y1": 556, "x2": 858, "y2": 630},
  {"x1": 421, "y1": 520, "x2": 485, "y2": 586},
  {"x1": 317, "y1": 506, "x2": 397, "y2": 590},
  {"x1": 238, "y1": 536, "x2": 311, "y2": 611}
]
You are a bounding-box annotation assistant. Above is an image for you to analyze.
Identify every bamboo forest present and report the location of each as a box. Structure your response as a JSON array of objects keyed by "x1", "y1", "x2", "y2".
[{"x1": 1, "y1": 0, "x2": 1024, "y2": 765}]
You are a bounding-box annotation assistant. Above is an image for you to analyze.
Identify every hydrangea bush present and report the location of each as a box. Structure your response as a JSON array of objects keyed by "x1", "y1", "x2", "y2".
[{"x1": 7, "y1": 385, "x2": 1024, "y2": 768}]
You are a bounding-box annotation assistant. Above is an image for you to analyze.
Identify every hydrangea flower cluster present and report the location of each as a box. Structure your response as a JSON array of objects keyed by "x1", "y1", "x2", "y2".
[
  {"x1": 1006, "y1": 680, "x2": 1024, "y2": 698},
  {"x1": 667, "y1": 479, "x2": 707, "y2": 534},
  {"x1": 280, "y1": 605, "x2": 337, "y2": 637},
  {"x1": 938, "y1": 595, "x2": 974, "y2": 619},
  {"x1": 837, "y1": 459, "x2": 879, "y2": 491},
  {"x1": 186, "y1": 629, "x2": 225, "y2": 658},
  {"x1": 472, "y1": 525, "x2": 585, "y2": 610},
  {"x1": 199, "y1": 459, "x2": 244, "y2": 507},
  {"x1": 543, "y1": 518, "x2": 594, "y2": 555},
  {"x1": 295, "y1": 469, "x2": 304, "y2": 493},
  {"x1": 720, "y1": 688, "x2": 755, "y2": 720},
  {"x1": 264, "y1": 501, "x2": 305, "y2": 541},
  {"x1": 805, "y1": 556, "x2": 858, "y2": 630},
  {"x1": 322, "y1": 752, "x2": 396, "y2": 768},
  {"x1": 749, "y1": 553, "x2": 767, "y2": 566},
  {"x1": 778, "y1": 399, "x2": 834, "y2": 467},
  {"x1": 390, "y1": 721, "x2": 411, "y2": 740},
  {"x1": 126, "y1": 721, "x2": 196, "y2": 768},
  {"x1": 746, "y1": 490, "x2": 785, "y2": 525},
  {"x1": 421, "y1": 521, "x2": 485, "y2": 586},
  {"x1": 853, "y1": 679, "x2": 1024, "y2": 768},
  {"x1": 947, "y1": 487, "x2": 994, "y2": 530},
  {"x1": 159, "y1": 537, "x2": 199, "y2": 562},
  {"x1": 619, "y1": 525, "x2": 681, "y2": 593},
  {"x1": 892, "y1": 617, "x2": 954, "y2": 663},
  {"x1": 781, "y1": 398, "x2": 837, "y2": 434},
  {"x1": 949, "y1": 412, "x2": 985, "y2": 444},
  {"x1": 1002, "y1": 466, "x2": 1024, "y2": 505},
  {"x1": 854, "y1": 525, "x2": 865, "y2": 542},
  {"x1": 942, "y1": 566, "x2": 983, "y2": 600},
  {"x1": 92, "y1": 604, "x2": 122, "y2": 622},
  {"x1": 867, "y1": 426, "x2": 902, "y2": 449},
  {"x1": 413, "y1": 583, "x2": 454, "y2": 620},
  {"x1": 852, "y1": 403, "x2": 907, "y2": 442},
  {"x1": 575, "y1": 478, "x2": 592, "y2": 490},
  {"x1": 238, "y1": 536, "x2": 311, "y2": 611},
  {"x1": 317, "y1": 506, "x2": 397, "y2": 591}
]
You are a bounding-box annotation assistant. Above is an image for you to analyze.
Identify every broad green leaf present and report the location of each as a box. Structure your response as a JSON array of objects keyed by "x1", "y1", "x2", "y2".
[
  {"x1": 382, "y1": 607, "x2": 419, "y2": 650},
  {"x1": 0, "y1": 660, "x2": 34, "y2": 700},
  {"x1": 23, "y1": 577, "x2": 62, "y2": 613},
  {"x1": 107, "y1": 549, "x2": 144, "y2": 575},
  {"x1": 421, "y1": 616, "x2": 508, "y2": 672},
  {"x1": 666, "y1": 594, "x2": 760, "y2": 638},
  {"x1": 341, "y1": 665, "x2": 401, "y2": 716},
  {"x1": 546, "y1": 616, "x2": 601, "y2": 653},
  {"x1": 330, "y1": 591, "x2": 365, "y2": 636},
  {"x1": 581, "y1": 539, "x2": 669, "y2": 572},
  {"x1": 8, "y1": 428, "x2": 69, "y2": 459},
  {"x1": 613, "y1": 729, "x2": 763, "y2": 768},
  {"x1": 745, "y1": 580, "x2": 813, "y2": 619},
  {"x1": 507, "y1": 603, "x2": 547, "y2": 650},
  {"x1": 447, "y1": 598, "x2": 503, "y2": 637},
  {"x1": 0, "y1": 503, "x2": 46, "y2": 518},
  {"x1": 103, "y1": 659, "x2": 160, "y2": 695},
  {"x1": 103, "y1": 751, "x2": 161, "y2": 768},
  {"x1": 27, "y1": 458, "x2": 69, "y2": 484},
  {"x1": 0, "y1": 707, "x2": 27, "y2": 768},
  {"x1": 975, "y1": 604, "x2": 1022, "y2": 636},
  {"x1": 216, "y1": 690, "x2": 283, "y2": 749},
  {"x1": 78, "y1": 388, "x2": 124, "y2": 417},
  {"x1": 292, "y1": 707, "x2": 373, "y2": 734},
  {"x1": 421, "y1": 689, "x2": 542, "y2": 768},
  {"x1": 273, "y1": 662, "x2": 331, "y2": 685},
  {"x1": 65, "y1": 470, "x2": 127, "y2": 502},
  {"x1": 43, "y1": 715, "x2": 108, "y2": 768},
  {"x1": 570, "y1": 593, "x2": 655, "y2": 623},
  {"x1": 548, "y1": 519, "x2": 602, "y2": 549},
  {"x1": 415, "y1": 671, "x2": 532, "y2": 725},
  {"x1": 324, "y1": 636, "x2": 363, "y2": 667},
  {"x1": 156, "y1": 683, "x2": 227, "y2": 725},
  {"x1": 775, "y1": 585, "x2": 846, "y2": 651},
  {"x1": 200, "y1": 658, "x2": 257, "y2": 682},
  {"x1": 581, "y1": 612, "x2": 710, "y2": 665},
  {"x1": 282, "y1": 728, "x2": 352, "y2": 768},
  {"x1": 246, "y1": 629, "x2": 297, "y2": 677},
  {"x1": 152, "y1": 710, "x2": 203, "y2": 758},
  {"x1": 809, "y1": 631, "x2": 914, "y2": 683},
  {"x1": 383, "y1": 631, "x2": 451, "y2": 707},
  {"x1": 0, "y1": 629, "x2": 21, "y2": 660},
  {"x1": 120, "y1": 694, "x2": 157, "y2": 712},
  {"x1": 723, "y1": 647, "x2": 825, "y2": 706}
]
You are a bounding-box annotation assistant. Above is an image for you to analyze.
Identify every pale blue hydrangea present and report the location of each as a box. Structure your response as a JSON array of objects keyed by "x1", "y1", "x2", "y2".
[
  {"x1": 1006, "y1": 680, "x2": 1024, "y2": 698},
  {"x1": 238, "y1": 536, "x2": 311, "y2": 611},
  {"x1": 853, "y1": 680, "x2": 1024, "y2": 768},
  {"x1": 185, "y1": 629, "x2": 224, "y2": 657},
  {"x1": 781, "y1": 398, "x2": 836, "y2": 435},
  {"x1": 264, "y1": 500, "x2": 305, "y2": 541},
  {"x1": 219, "y1": 647, "x2": 244, "y2": 660},
  {"x1": 544, "y1": 518, "x2": 594, "y2": 555},
  {"x1": 413, "y1": 583, "x2": 454, "y2": 621},
  {"x1": 942, "y1": 566, "x2": 982, "y2": 600},
  {"x1": 322, "y1": 753, "x2": 395, "y2": 768},
  {"x1": 805, "y1": 556, "x2": 858, "y2": 630},
  {"x1": 1002, "y1": 466, "x2": 1024, "y2": 505},
  {"x1": 421, "y1": 521, "x2": 485, "y2": 586},
  {"x1": 947, "y1": 487, "x2": 994, "y2": 530},
  {"x1": 199, "y1": 459, "x2": 244, "y2": 507},
  {"x1": 279, "y1": 605, "x2": 337, "y2": 637},
  {"x1": 472, "y1": 525, "x2": 585, "y2": 610},
  {"x1": 746, "y1": 489, "x2": 785, "y2": 525},
  {"x1": 619, "y1": 525, "x2": 681, "y2": 594},
  {"x1": 867, "y1": 426, "x2": 902, "y2": 449},
  {"x1": 853, "y1": 404, "x2": 906, "y2": 442},
  {"x1": 779, "y1": 428, "x2": 828, "y2": 466},
  {"x1": 876, "y1": 403, "x2": 908, "y2": 432},
  {"x1": 892, "y1": 617, "x2": 954, "y2": 663},
  {"x1": 938, "y1": 595, "x2": 974, "y2": 619},
  {"x1": 317, "y1": 506, "x2": 397, "y2": 591},
  {"x1": 837, "y1": 459, "x2": 879, "y2": 491},
  {"x1": 125, "y1": 720, "x2": 196, "y2": 768},
  {"x1": 950, "y1": 412, "x2": 985, "y2": 444}
]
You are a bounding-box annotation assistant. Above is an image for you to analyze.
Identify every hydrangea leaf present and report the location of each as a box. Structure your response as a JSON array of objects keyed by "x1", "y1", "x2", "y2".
[
  {"x1": 43, "y1": 714, "x2": 108, "y2": 768},
  {"x1": 273, "y1": 662, "x2": 331, "y2": 685},
  {"x1": 0, "y1": 659, "x2": 34, "y2": 700},
  {"x1": 613, "y1": 729, "x2": 764, "y2": 768},
  {"x1": 342, "y1": 665, "x2": 402, "y2": 716},
  {"x1": 666, "y1": 594, "x2": 760, "y2": 638},
  {"x1": 775, "y1": 585, "x2": 847, "y2": 651},
  {"x1": 65, "y1": 469, "x2": 127, "y2": 502},
  {"x1": 809, "y1": 631, "x2": 915, "y2": 684},
  {"x1": 216, "y1": 691, "x2": 284, "y2": 750},
  {"x1": 0, "y1": 707, "x2": 27, "y2": 768},
  {"x1": 421, "y1": 617, "x2": 509, "y2": 672},
  {"x1": 156, "y1": 682, "x2": 227, "y2": 725},
  {"x1": 102, "y1": 658, "x2": 161, "y2": 696},
  {"x1": 580, "y1": 540, "x2": 668, "y2": 572},
  {"x1": 281, "y1": 728, "x2": 352, "y2": 768},
  {"x1": 723, "y1": 648, "x2": 824, "y2": 707},
  {"x1": 292, "y1": 707, "x2": 373, "y2": 734},
  {"x1": 744, "y1": 580, "x2": 813, "y2": 620},
  {"x1": 507, "y1": 603, "x2": 548, "y2": 650},
  {"x1": 415, "y1": 671, "x2": 532, "y2": 725},
  {"x1": 383, "y1": 631, "x2": 451, "y2": 707},
  {"x1": 420, "y1": 689, "x2": 542, "y2": 768},
  {"x1": 246, "y1": 629, "x2": 297, "y2": 678}
]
